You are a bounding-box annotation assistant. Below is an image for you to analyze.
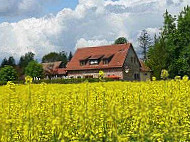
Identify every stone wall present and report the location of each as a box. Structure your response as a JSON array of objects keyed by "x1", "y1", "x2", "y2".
[
  {"x1": 140, "y1": 71, "x2": 151, "y2": 81},
  {"x1": 122, "y1": 47, "x2": 141, "y2": 81}
]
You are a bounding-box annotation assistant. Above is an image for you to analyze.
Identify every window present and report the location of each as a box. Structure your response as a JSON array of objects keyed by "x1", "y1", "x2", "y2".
[
  {"x1": 80, "y1": 61, "x2": 86, "y2": 66},
  {"x1": 77, "y1": 76, "x2": 82, "y2": 79},
  {"x1": 137, "y1": 74, "x2": 140, "y2": 79},
  {"x1": 134, "y1": 73, "x2": 140, "y2": 80},
  {"x1": 103, "y1": 59, "x2": 109, "y2": 64},
  {"x1": 131, "y1": 57, "x2": 133, "y2": 63},
  {"x1": 144, "y1": 73, "x2": 147, "y2": 76},
  {"x1": 134, "y1": 57, "x2": 136, "y2": 64},
  {"x1": 89, "y1": 60, "x2": 99, "y2": 65}
]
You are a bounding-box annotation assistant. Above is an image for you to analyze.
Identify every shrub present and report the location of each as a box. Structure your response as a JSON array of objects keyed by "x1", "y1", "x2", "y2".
[
  {"x1": 33, "y1": 78, "x2": 115, "y2": 84},
  {"x1": 0, "y1": 65, "x2": 18, "y2": 82}
]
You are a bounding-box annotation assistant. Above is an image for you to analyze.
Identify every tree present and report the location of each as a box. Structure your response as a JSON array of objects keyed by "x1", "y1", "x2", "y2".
[
  {"x1": 138, "y1": 30, "x2": 152, "y2": 61},
  {"x1": 1, "y1": 58, "x2": 8, "y2": 67},
  {"x1": 146, "y1": 6, "x2": 190, "y2": 78},
  {"x1": 19, "y1": 52, "x2": 35, "y2": 68},
  {"x1": 7, "y1": 56, "x2": 16, "y2": 66},
  {"x1": 146, "y1": 36, "x2": 168, "y2": 79},
  {"x1": 0, "y1": 66, "x2": 18, "y2": 81},
  {"x1": 163, "y1": 10, "x2": 176, "y2": 38},
  {"x1": 42, "y1": 51, "x2": 68, "y2": 67},
  {"x1": 25, "y1": 61, "x2": 43, "y2": 78},
  {"x1": 1, "y1": 56, "x2": 16, "y2": 67},
  {"x1": 114, "y1": 37, "x2": 128, "y2": 44},
  {"x1": 68, "y1": 51, "x2": 73, "y2": 61},
  {"x1": 168, "y1": 57, "x2": 190, "y2": 77}
]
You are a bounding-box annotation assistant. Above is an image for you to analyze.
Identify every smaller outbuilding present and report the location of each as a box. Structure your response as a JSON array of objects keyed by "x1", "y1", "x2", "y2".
[
  {"x1": 139, "y1": 60, "x2": 152, "y2": 81},
  {"x1": 42, "y1": 61, "x2": 67, "y2": 79}
]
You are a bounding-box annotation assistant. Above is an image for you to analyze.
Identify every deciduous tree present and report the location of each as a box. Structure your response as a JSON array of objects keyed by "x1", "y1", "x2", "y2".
[
  {"x1": 114, "y1": 37, "x2": 128, "y2": 44},
  {"x1": 25, "y1": 61, "x2": 43, "y2": 78},
  {"x1": 0, "y1": 66, "x2": 18, "y2": 81}
]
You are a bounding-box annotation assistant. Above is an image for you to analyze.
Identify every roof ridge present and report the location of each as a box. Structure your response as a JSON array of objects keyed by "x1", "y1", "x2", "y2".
[
  {"x1": 42, "y1": 61, "x2": 62, "y2": 64},
  {"x1": 77, "y1": 43, "x2": 131, "y2": 50}
]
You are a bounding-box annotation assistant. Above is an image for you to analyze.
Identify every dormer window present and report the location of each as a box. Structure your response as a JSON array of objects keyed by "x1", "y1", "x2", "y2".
[
  {"x1": 80, "y1": 60, "x2": 86, "y2": 66},
  {"x1": 88, "y1": 55, "x2": 104, "y2": 65},
  {"x1": 103, "y1": 54, "x2": 114, "y2": 65},
  {"x1": 79, "y1": 56, "x2": 91, "y2": 66},
  {"x1": 103, "y1": 59, "x2": 109, "y2": 64},
  {"x1": 89, "y1": 60, "x2": 99, "y2": 65}
]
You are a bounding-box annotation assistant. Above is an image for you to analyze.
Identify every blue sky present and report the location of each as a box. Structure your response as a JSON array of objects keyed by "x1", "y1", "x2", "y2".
[
  {"x1": 0, "y1": 0, "x2": 189, "y2": 61},
  {"x1": 44, "y1": 0, "x2": 78, "y2": 13}
]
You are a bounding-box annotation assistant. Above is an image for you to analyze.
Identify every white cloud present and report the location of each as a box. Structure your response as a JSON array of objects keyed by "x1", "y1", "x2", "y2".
[
  {"x1": 0, "y1": 0, "x2": 189, "y2": 61},
  {"x1": 0, "y1": 0, "x2": 58, "y2": 17},
  {"x1": 76, "y1": 38, "x2": 112, "y2": 49}
]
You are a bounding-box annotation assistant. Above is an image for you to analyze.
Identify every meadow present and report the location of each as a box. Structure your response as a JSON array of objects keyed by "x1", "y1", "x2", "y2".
[{"x1": 0, "y1": 78, "x2": 190, "y2": 141}]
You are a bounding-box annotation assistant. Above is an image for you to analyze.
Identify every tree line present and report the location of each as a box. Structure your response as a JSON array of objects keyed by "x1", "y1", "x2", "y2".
[
  {"x1": 0, "y1": 51, "x2": 73, "y2": 82},
  {"x1": 146, "y1": 6, "x2": 190, "y2": 79}
]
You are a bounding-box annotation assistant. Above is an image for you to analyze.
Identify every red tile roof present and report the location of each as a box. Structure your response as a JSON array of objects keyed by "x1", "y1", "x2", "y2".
[
  {"x1": 66, "y1": 43, "x2": 132, "y2": 71},
  {"x1": 140, "y1": 60, "x2": 151, "y2": 72},
  {"x1": 57, "y1": 68, "x2": 67, "y2": 75},
  {"x1": 103, "y1": 54, "x2": 114, "y2": 59},
  {"x1": 42, "y1": 61, "x2": 62, "y2": 75},
  {"x1": 42, "y1": 61, "x2": 67, "y2": 75},
  {"x1": 88, "y1": 55, "x2": 104, "y2": 60}
]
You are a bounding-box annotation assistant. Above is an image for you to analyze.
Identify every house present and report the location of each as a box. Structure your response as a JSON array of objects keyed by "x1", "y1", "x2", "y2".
[
  {"x1": 65, "y1": 43, "x2": 151, "y2": 81},
  {"x1": 42, "y1": 61, "x2": 67, "y2": 79},
  {"x1": 140, "y1": 60, "x2": 152, "y2": 81}
]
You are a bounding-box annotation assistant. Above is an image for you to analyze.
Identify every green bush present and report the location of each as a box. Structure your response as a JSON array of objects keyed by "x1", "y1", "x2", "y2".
[
  {"x1": 0, "y1": 77, "x2": 116, "y2": 86},
  {"x1": 33, "y1": 78, "x2": 115, "y2": 84},
  {"x1": 0, "y1": 66, "x2": 18, "y2": 82},
  {"x1": 25, "y1": 61, "x2": 43, "y2": 78}
]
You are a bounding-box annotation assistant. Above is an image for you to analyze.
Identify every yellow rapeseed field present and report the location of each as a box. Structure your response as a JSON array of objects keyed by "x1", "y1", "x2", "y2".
[{"x1": 0, "y1": 78, "x2": 190, "y2": 141}]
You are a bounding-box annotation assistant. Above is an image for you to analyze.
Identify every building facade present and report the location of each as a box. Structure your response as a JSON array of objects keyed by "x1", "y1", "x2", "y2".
[
  {"x1": 41, "y1": 44, "x2": 151, "y2": 81},
  {"x1": 66, "y1": 43, "x2": 150, "y2": 81},
  {"x1": 139, "y1": 60, "x2": 152, "y2": 81}
]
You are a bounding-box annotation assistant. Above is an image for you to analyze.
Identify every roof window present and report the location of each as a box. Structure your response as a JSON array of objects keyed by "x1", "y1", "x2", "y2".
[
  {"x1": 89, "y1": 60, "x2": 99, "y2": 65},
  {"x1": 80, "y1": 60, "x2": 86, "y2": 66}
]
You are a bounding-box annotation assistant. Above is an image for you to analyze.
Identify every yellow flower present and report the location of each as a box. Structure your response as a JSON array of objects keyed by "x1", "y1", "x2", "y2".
[
  {"x1": 182, "y1": 75, "x2": 189, "y2": 82},
  {"x1": 152, "y1": 77, "x2": 156, "y2": 81},
  {"x1": 99, "y1": 70, "x2": 104, "y2": 77},
  {"x1": 6, "y1": 81, "x2": 15, "y2": 91},
  {"x1": 25, "y1": 76, "x2": 33, "y2": 84},
  {"x1": 175, "y1": 76, "x2": 181, "y2": 81},
  {"x1": 161, "y1": 69, "x2": 169, "y2": 80}
]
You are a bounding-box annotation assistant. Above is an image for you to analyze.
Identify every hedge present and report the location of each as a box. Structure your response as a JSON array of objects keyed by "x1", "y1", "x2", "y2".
[
  {"x1": 33, "y1": 78, "x2": 115, "y2": 84},
  {"x1": 0, "y1": 78, "x2": 116, "y2": 86}
]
